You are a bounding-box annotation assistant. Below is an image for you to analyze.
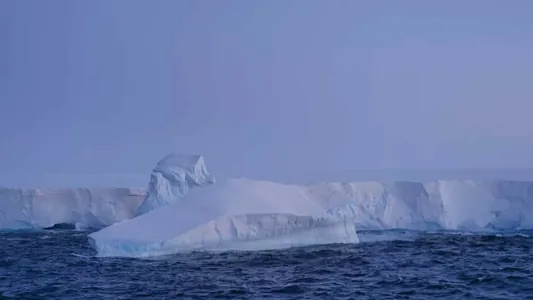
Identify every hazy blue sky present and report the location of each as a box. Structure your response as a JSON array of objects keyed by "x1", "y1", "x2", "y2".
[{"x1": 1, "y1": 1, "x2": 532, "y2": 187}]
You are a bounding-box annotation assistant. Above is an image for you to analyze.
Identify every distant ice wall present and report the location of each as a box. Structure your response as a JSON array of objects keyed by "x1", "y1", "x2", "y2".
[
  {"x1": 0, "y1": 188, "x2": 145, "y2": 230},
  {"x1": 313, "y1": 180, "x2": 533, "y2": 230}
]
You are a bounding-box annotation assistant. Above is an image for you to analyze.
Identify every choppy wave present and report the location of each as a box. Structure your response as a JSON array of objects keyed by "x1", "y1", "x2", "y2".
[{"x1": 2, "y1": 229, "x2": 533, "y2": 299}]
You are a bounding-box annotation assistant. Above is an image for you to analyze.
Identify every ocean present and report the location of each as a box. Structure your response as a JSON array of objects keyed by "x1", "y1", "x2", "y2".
[
  {"x1": 1, "y1": 229, "x2": 533, "y2": 299},
  {"x1": 0, "y1": 230, "x2": 533, "y2": 299}
]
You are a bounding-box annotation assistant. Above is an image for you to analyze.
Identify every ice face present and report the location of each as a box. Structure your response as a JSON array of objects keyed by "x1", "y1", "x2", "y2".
[
  {"x1": 312, "y1": 180, "x2": 533, "y2": 231},
  {"x1": 0, "y1": 188, "x2": 145, "y2": 230},
  {"x1": 89, "y1": 212, "x2": 359, "y2": 257},
  {"x1": 135, "y1": 154, "x2": 216, "y2": 216}
]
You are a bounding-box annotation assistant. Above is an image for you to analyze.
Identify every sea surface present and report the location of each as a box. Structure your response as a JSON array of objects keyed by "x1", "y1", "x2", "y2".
[{"x1": 1, "y1": 229, "x2": 533, "y2": 299}]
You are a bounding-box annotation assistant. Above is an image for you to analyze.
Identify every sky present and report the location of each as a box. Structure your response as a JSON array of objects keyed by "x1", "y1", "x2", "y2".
[{"x1": 1, "y1": 1, "x2": 533, "y2": 187}]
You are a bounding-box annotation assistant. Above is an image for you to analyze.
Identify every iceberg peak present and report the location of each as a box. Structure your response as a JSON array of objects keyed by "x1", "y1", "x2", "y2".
[{"x1": 136, "y1": 153, "x2": 215, "y2": 215}]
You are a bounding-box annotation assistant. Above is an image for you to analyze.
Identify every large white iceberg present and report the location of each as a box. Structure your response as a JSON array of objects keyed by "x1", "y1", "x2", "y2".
[
  {"x1": 0, "y1": 188, "x2": 145, "y2": 230},
  {"x1": 135, "y1": 154, "x2": 215, "y2": 216},
  {"x1": 89, "y1": 178, "x2": 359, "y2": 257}
]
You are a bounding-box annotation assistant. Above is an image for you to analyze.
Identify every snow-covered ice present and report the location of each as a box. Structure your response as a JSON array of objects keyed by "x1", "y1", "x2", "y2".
[
  {"x1": 311, "y1": 180, "x2": 533, "y2": 230},
  {"x1": 135, "y1": 154, "x2": 215, "y2": 216},
  {"x1": 89, "y1": 178, "x2": 359, "y2": 257},
  {"x1": 0, "y1": 188, "x2": 145, "y2": 230}
]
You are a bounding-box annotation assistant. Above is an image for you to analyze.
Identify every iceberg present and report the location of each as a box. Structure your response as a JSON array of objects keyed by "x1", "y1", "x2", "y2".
[
  {"x1": 0, "y1": 188, "x2": 145, "y2": 230},
  {"x1": 135, "y1": 154, "x2": 215, "y2": 216},
  {"x1": 89, "y1": 178, "x2": 358, "y2": 257}
]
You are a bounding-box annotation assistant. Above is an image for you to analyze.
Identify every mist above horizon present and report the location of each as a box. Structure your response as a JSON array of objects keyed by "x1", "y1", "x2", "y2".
[
  {"x1": 3, "y1": 167, "x2": 533, "y2": 189},
  {"x1": 1, "y1": 1, "x2": 532, "y2": 187}
]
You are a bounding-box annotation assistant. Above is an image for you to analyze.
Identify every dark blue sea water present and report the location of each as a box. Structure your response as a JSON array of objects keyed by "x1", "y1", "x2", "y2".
[{"x1": 1, "y1": 230, "x2": 533, "y2": 299}]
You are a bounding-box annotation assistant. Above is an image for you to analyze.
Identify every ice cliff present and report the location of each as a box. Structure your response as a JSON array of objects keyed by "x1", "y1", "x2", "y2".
[
  {"x1": 314, "y1": 180, "x2": 533, "y2": 230},
  {"x1": 0, "y1": 188, "x2": 145, "y2": 230}
]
